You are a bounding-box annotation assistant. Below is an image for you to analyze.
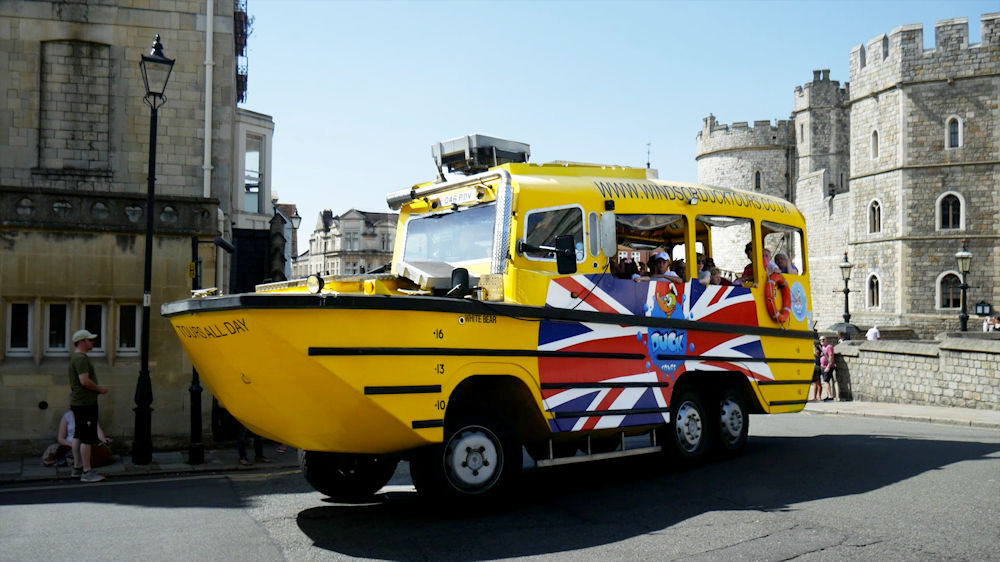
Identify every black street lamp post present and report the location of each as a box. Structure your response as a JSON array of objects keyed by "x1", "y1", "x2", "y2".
[
  {"x1": 955, "y1": 239, "x2": 972, "y2": 332},
  {"x1": 838, "y1": 252, "x2": 854, "y2": 341},
  {"x1": 134, "y1": 35, "x2": 174, "y2": 465}
]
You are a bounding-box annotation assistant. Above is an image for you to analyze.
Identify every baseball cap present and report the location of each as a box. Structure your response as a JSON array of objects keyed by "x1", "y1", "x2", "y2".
[
  {"x1": 72, "y1": 329, "x2": 98, "y2": 343},
  {"x1": 653, "y1": 251, "x2": 670, "y2": 262}
]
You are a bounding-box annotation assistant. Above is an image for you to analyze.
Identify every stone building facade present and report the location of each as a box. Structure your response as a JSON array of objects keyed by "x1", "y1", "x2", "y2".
[
  {"x1": 697, "y1": 13, "x2": 999, "y2": 338},
  {"x1": 0, "y1": 0, "x2": 277, "y2": 457},
  {"x1": 293, "y1": 209, "x2": 397, "y2": 279}
]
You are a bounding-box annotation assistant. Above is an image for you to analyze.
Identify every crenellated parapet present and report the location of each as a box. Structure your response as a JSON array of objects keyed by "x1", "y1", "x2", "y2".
[
  {"x1": 695, "y1": 114, "x2": 794, "y2": 159},
  {"x1": 793, "y1": 69, "x2": 849, "y2": 112},
  {"x1": 849, "y1": 12, "x2": 1000, "y2": 100}
]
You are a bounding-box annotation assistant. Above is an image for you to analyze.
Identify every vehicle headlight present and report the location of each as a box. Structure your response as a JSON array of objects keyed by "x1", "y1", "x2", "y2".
[{"x1": 306, "y1": 274, "x2": 325, "y2": 294}]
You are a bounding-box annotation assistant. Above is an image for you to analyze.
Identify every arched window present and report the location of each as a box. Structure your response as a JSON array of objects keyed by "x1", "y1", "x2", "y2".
[
  {"x1": 868, "y1": 200, "x2": 881, "y2": 233},
  {"x1": 867, "y1": 275, "x2": 880, "y2": 308},
  {"x1": 871, "y1": 130, "x2": 879, "y2": 159},
  {"x1": 946, "y1": 116, "x2": 963, "y2": 149},
  {"x1": 939, "y1": 273, "x2": 962, "y2": 309},
  {"x1": 754, "y1": 171, "x2": 762, "y2": 192},
  {"x1": 937, "y1": 192, "x2": 963, "y2": 230}
]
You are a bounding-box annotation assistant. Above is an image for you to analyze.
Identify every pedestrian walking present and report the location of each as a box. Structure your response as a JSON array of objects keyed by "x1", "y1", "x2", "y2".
[{"x1": 68, "y1": 329, "x2": 109, "y2": 482}]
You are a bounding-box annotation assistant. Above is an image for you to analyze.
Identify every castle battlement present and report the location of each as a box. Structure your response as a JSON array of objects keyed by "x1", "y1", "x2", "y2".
[
  {"x1": 849, "y1": 12, "x2": 1000, "y2": 99},
  {"x1": 695, "y1": 114, "x2": 794, "y2": 157},
  {"x1": 794, "y1": 69, "x2": 850, "y2": 111}
]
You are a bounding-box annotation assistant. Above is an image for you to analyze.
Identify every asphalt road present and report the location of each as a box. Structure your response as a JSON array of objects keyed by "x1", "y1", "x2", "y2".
[{"x1": 2, "y1": 410, "x2": 998, "y2": 561}]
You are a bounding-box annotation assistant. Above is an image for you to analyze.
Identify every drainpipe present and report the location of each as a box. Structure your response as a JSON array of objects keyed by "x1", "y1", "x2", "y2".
[
  {"x1": 205, "y1": 0, "x2": 226, "y2": 291},
  {"x1": 203, "y1": 0, "x2": 214, "y2": 199}
]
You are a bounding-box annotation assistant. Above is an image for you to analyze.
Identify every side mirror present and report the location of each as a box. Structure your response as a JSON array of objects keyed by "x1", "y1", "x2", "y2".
[
  {"x1": 445, "y1": 267, "x2": 470, "y2": 298},
  {"x1": 599, "y1": 211, "x2": 617, "y2": 257},
  {"x1": 554, "y1": 235, "x2": 577, "y2": 275}
]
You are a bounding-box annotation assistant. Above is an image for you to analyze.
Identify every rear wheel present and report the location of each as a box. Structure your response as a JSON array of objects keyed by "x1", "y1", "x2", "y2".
[
  {"x1": 660, "y1": 386, "x2": 711, "y2": 466},
  {"x1": 299, "y1": 450, "x2": 398, "y2": 502},
  {"x1": 715, "y1": 384, "x2": 749, "y2": 457},
  {"x1": 410, "y1": 415, "x2": 521, "y2": 502}
]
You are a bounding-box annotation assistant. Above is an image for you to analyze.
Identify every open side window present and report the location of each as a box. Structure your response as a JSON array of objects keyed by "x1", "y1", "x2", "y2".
[
  {"x1": 696, "y1": 215, "x2": 753, "y2": 283},
  {"x1": 762, "y1": 221, "x2": 805, "y2": 276}
]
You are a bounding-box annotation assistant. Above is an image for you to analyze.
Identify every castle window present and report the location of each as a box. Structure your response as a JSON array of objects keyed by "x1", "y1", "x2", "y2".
[
  {"x1": 754, "y1": 171, "x2": 762, "y2": 192},
  {"x1": 867, "y1": 275, "x2": 880, "y2": 308},
  {"x1": 871, "y1": 130, "x2": 879, "y2": 159},
  {"x1": 868, "y1": 200, "x2": 881, "y2": 233},
  {"x1": 936, "y1": 192, "x2": 964, "y2": 230},
  {"x1": 938, "y1": 273, "x2": 962, "y2": 309},
  {"x1": 946, "y1": 116, "x2": 963, "y2": 149}
]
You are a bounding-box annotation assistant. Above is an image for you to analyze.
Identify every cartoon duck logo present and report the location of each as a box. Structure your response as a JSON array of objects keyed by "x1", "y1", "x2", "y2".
[{"x1": 654, "y1": 283, "x2": 679, "y2": 317}]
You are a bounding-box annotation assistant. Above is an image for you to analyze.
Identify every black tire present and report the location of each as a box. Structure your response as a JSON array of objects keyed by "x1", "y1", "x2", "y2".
[
  {"x1": 715, "y1": 384, "x2": 749, "y2": 457},
  {"x1": 660, "y1": 386, "x2": 711, "y2": 466},
  {"x1": 298, "y1": 450, "x2": 398, "y2": 502},
  {"x1": 410, "y1": 415, "x2": 521, "y2": 501}
]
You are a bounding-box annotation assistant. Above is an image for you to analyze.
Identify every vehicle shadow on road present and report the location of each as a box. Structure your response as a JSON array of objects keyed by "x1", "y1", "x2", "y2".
[{"x1": 295, "y1": 434, "x2": 999, "y2": 560}]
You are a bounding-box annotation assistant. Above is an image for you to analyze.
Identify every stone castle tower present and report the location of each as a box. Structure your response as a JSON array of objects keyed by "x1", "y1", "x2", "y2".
[{"x1": 697, "y1": 13, "x2": 999, "y2": 337}]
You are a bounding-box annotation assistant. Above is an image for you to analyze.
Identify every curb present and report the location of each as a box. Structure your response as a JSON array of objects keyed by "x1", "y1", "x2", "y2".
[
  {"x1": 0, "y1": 452, "x2": 300, "y2": 486},
  {"x1": 803, "y1": 402, "x2": 1000, "y2": 430}
]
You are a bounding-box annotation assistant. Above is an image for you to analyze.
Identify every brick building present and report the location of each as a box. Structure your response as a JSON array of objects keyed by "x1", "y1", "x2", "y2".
[{"x1": 697, "y1": 13, "x2": 999, "y2": 337}]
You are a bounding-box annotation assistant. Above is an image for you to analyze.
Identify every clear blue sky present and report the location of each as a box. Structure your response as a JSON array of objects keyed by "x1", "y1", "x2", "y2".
[{"x1": 240, "y1": 0, "x2": 996, "y2": 248}]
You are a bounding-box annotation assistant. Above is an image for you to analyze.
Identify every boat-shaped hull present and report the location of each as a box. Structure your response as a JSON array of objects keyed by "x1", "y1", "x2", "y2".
[{"x1": 163, "y1": 276, "x2": 813, "y2": 455}]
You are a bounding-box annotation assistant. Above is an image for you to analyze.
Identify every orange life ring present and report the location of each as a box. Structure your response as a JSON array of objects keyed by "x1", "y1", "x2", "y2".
[{"x1": 764, "y1": 271, "x2": 791, "y2": 324}]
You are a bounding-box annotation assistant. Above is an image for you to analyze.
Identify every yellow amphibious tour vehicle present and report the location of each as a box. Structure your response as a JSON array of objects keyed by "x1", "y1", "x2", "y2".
[{"x1": 163, "y1": 134, "x2": 816, "y2": 503}]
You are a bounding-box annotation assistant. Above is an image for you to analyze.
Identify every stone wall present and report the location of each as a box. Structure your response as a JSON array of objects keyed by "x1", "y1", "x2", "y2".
[{"x1": 834, "y1": 335, "x2": 1000, "y2": 409}]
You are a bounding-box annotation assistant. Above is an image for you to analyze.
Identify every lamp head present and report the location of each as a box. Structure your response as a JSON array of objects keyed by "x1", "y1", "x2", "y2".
[
  {"x1": 140, "y1": 34, "x2": 175, "y2": 102},
  {"x1": 955, "y1": 239, "x2": 972, "y2": 275},
  {"x1": 838, "y1": 251, "x2": 853, "y2": 281}
]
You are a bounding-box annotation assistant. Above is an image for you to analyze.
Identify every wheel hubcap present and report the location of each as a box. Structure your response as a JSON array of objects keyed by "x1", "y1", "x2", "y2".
[
  {"x1": 719, "y1": 398, "x2": 744, "y2": 444},
  {"x1": 444, "y1": 426, "x2": 501, "y2": 492},
  {"x1": 674, "y1": 401, "x2": 703, "y2": 452}
]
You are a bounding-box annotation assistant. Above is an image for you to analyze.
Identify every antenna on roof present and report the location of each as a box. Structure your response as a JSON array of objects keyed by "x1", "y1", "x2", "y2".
[{"x1": 646, "y1": 142, "x2": 651, "y2": 169}]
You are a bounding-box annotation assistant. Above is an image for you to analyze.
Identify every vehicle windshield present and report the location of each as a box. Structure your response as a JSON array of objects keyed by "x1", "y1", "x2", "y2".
[{"x1": 402, "y1": 203, "x2": 496, "y2": 266}]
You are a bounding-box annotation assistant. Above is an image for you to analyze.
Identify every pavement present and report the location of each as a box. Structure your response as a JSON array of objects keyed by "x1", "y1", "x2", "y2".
[{"x1": 1, "y1": 401, "x2": 997, "y2": 485}]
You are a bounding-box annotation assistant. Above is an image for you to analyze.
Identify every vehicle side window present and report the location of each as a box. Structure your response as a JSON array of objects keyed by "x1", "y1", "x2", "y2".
[
  {"x1": 523, "y1": 205, "x2": 584, "y2": 261},
  {"x1": 762, "y1": 221, "x2": 805, "y2": 275},
  {"x1": 696, "y1": 215, "x2": 752, "y2": 283}
]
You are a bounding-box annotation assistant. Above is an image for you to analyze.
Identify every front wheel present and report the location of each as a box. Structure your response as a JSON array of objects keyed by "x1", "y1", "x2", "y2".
[
  {"x1": 410, "y1": 415, "x2": 521, "y2": 502},
  {"x1": 299, "y1": 450, "x2": 398, "y2": 502}
]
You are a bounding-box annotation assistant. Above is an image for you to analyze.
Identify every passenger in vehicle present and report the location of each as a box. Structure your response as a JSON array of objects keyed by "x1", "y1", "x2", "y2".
[
  {"x1": 697, "y1": 269, "x2": 711, "y2": 287},
  {"x1": 611, "y1": 257, "x2": 639, "y2": 280},
  {"x1": 670, "y1": 258, "x2": 686, "y2": 279},
  {"x1": 735, "y1": 243, "x2": 755, "y2": 286},
  {"x1": 633, "y1": 252, "x2": 682, "y2": 282},
  {"x1": 710, "y1": 267, "x2": 731, "y2": 286},
  {"x1": 773, "y1": 252, "x2": 798, "y2": 274}
]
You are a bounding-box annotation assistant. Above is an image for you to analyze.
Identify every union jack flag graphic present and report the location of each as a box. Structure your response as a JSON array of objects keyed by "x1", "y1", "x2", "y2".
[{"x1": 539, "y1": 274, "x2": 771, "y2": 433}]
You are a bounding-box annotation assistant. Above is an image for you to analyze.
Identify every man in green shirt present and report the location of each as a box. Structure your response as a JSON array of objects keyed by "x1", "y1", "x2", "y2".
[{"x1": 69, "y1": 329, "x2": 109, "y2": 483}]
